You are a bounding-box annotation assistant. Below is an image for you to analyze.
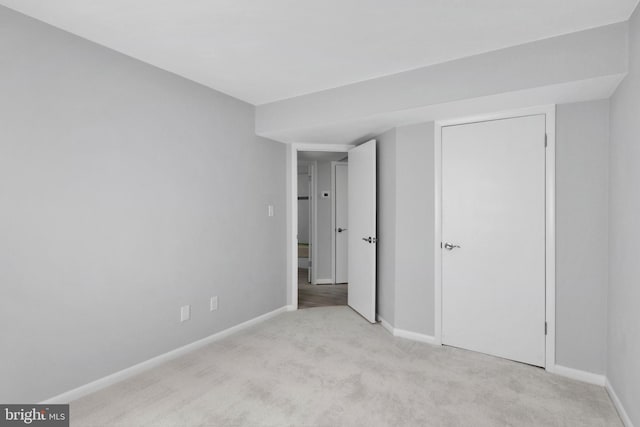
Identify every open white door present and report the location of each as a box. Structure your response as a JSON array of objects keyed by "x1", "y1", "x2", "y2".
[{"x1": 348, "y1": 139, "x2": 376, "y2": 323}]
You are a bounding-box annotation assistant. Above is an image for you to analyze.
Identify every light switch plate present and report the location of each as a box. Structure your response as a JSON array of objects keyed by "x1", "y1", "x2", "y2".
[
  {"x1": 180, "y1": 305, "x2": 191, "y2": 322},
  {"x1": 210, "y1": 296, "x2": 218, "y2": 311},
  {"x1": 268, "y1": 205, "x2": 274, "y2": 217}
]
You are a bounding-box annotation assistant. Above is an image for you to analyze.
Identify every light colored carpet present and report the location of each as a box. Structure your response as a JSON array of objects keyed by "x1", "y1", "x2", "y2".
[{"x1": 71, "y1": 307, "x2": 622, "y2": 427}]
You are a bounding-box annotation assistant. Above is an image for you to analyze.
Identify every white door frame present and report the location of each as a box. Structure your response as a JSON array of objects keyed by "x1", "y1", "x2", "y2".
[
  {"x1": 297, "y1": 161, "x2": 317, "y2": 283},
  {"x1": 288, "y1": 144, "x2": 353, "y2": 309},
  {"x1": 331, "y1": 160, "x2": 348, "y2": 284},
  {"x1": 434, "y1": 104, "x2": 556, "y2": 371}
]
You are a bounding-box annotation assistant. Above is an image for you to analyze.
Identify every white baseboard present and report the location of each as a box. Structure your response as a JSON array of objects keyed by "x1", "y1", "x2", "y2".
[
  {"x1": 377, "y1": 316, "x2": 605, "y2": 387},
  {"x1": 314, "y1": 278, "x2": 333, "y2": 285},
  {"x1": 550, "y1": 365, "x2": 606, "y2": 386},
  {"x1": 393, "y1": 328, "x2": 437, "y2": 345},
  {"x1": 41, "y1": 305, "x2": 290, "y2": 404},
  {"x1": 285, "y1": 304, "x2": 297, "y2": 311},
  {"x1": 376, "y1": 314, "x2": 437, "y2": 345},
  {"x1": 375, "y1": 315, "x2": 631, "y2": 426},
  {"x1": 376, "y1": 315, "x2": 394, "y2": 334},
  {"x1": 606, "y1": 378, "x2": 634, "y2": 427}
]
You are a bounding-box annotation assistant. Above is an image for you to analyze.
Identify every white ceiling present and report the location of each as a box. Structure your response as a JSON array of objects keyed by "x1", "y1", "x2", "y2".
[{"x1": 1, "y1": 0, "x2": 638, "y2": 105}]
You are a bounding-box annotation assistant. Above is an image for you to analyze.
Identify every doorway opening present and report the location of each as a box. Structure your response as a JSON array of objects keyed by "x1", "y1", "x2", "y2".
[
  {"x1": 288, "y1": 141, "x2": 377, "y2": 322},
  {"x1": 297, "y1": 151, "x2": 349, "y2": 309}
]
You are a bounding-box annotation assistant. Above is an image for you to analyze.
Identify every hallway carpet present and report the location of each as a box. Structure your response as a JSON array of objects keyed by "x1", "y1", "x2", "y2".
[
  {"x1": 71, "y1": 307, "x2": 621, "y2": 426},
  {"x1": 298, "y1": 268, "x2": 347, "y2": 309}
]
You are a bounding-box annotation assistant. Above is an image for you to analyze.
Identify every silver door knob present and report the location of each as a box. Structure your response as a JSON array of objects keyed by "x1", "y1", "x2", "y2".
[
  {"x1": 337, "y1": 228, "x2": 347, "y2": 233},
  {"x1": 444, "y1": 242, "x2": 461, "y2": 250}
]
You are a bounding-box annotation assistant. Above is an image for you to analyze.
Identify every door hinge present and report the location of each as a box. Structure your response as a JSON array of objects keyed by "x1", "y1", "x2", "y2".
[
  {"x1": 544, "y1": 134, "x2": 548, "y2": 147},
  {"x1": 545, "y1": 322, "x2": 548, "y2": 335}
]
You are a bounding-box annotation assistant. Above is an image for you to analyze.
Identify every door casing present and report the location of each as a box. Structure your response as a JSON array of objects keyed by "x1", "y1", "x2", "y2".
[
  {"x1": 297, "y1": 161, "x2": 317, "y2": 284},
  {"x1": 434, "y1": 105, "x2": 556, "y2": 372},
  {"x1": 331, "y1": 161, "x2": 348, "y2": 284},
  {"x1": 287, "y1": 144, "x2": 353, "y2": 309}
]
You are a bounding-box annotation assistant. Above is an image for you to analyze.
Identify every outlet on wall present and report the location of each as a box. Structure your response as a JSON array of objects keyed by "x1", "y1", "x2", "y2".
[
  {"x1": 210, "y1": 296, "x2": 218, "y2": 311},
  {"x1": 180, "y1": 305, "x2": 191, "y2": 322}
]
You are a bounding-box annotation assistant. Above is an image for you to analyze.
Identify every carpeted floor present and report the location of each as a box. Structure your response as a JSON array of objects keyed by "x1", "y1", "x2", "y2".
[{"x1": 70, "y1": 307, "x2": 622, "y2": 426}]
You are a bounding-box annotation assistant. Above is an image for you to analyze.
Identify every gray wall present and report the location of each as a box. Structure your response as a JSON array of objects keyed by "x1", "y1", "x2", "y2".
[
  {"x1": 315, "y1": 161, "x2": 333, "y2": 281},
  {"x1": 375, "y1": 123, "x2": 435, "y2": 334},
  {"x1": 608, "y1": 3, "x2": 640, "y2": 425},
  {"x1": 375, "y1": 104, "x2": 610, "y2": 373},
  {"x1": 556, "y1": 100, "x2": 609, "y2": 374},
  {"x1": 376, "y1": 128, "x2": 397, "y2": 324},
  {"x1": 297, "y1": 170, "x2": 310, "y2": 245},
  {"x1": 298, "y1": 159, "x2": 340, "y2": 282},
  {"x1": 394, "y1": 123, "x2": 435, "y2": 335},
  {"x1": 0, "y1": 6, "x2": 286, "y2": 403}
]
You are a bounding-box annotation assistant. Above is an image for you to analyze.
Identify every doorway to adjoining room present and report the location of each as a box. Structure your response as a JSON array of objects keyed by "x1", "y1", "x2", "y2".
[{"x1": 297, "y1": 151, "x2": 348, "y2": 309}]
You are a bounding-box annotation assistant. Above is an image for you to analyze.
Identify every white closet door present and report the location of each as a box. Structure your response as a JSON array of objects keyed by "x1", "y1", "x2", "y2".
[{"x1": 442, "y1": 115, "x2": 546, "y2": 367}]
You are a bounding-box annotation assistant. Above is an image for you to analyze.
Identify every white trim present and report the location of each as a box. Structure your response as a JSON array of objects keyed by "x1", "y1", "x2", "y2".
[
  {"x1": 606, "y1": 379, "x2": 635, "y2": 427},
  {"x1": 435, "y1": 106, "x2": 554, "y2": 127},
  {"x1": 315, "y1": 278, "x2": 334, "y2": 285},
  {"x1": 288, "y1": 144, "x2": 353, "y2": 308},
  {"x1": 544, "y1": 106, "x2": 557, "y2": 372},
  {"x1": 434, "y1": 124, "x2": 443, "y2": 346},
  {"x1": 309, "y1": 162, "x2": 318, "y2": 284},
  {"x1": 311, "y1": 163, "x2": 317, "y2": 284},
  {"x1": 394, "y1": 328, "x2": 437, "y2": 345},
  {"x1": 376, "y1": 315, "x2": 437, "y2": 345},
  {"x1": 549, "y1": 365, "x2": 606, "y2": 386},
  {"x1": 41, "y1": 306, "x2": 290, "y2": 404},
  {"x1": 376, "y1": 315, "x2": 394, "y2": 335},
  {"x1": 331, "y1": 160, "x2": 348, "y2": 285},
  {"x1": 287, "y1": 145, "x2": 297, "y2": 309},
  {"x1": 331, "y1": 161, "x2": 336, "y2": 284},
  {"x1": 295, "y1": 143, "x2": 354, "y2": 152},
  {"x1": 434, "y1": 105, "x2": 557, "y2": 370},
  {"x1": 330, "y1": 161, "x2": 336, "y2": 284},
  {"x1": 296, "y1": 160, "x2": 317, "y2": 284}
]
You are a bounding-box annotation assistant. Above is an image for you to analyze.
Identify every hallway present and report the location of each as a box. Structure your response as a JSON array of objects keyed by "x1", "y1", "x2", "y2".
[{"x1": 297, "y1": 268, "x2": 347, "y2": 309}]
